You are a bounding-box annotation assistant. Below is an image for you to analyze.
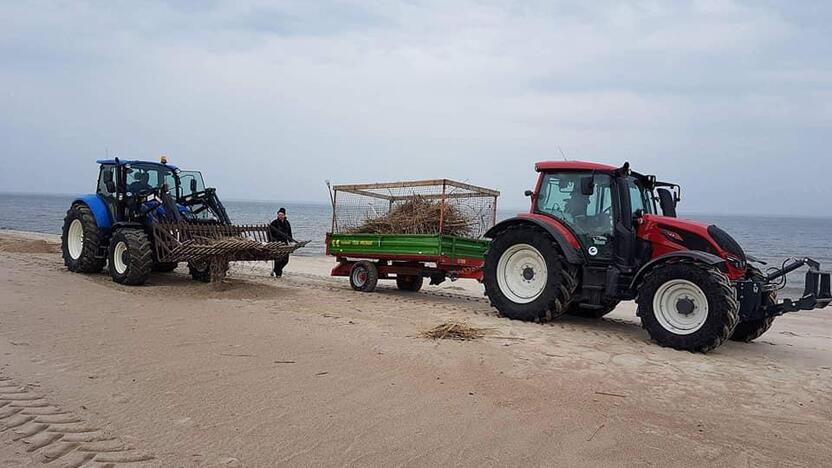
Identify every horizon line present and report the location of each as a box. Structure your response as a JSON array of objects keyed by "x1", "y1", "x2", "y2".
[{"x1": 1, "y1": 191, "x2": 829, "y2": 220}]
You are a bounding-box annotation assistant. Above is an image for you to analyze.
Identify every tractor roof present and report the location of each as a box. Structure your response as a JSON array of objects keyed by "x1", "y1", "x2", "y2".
[
  {"x1": 535, "y1": 161, "x2": 617, "y2": 172},
  {"x1": 96, "y1": 159, "x2": 179, "y2": 170}
]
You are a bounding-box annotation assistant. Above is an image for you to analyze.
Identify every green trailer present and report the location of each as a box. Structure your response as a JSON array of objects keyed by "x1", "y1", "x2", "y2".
[{"x1": 326, "y1": 179, "x2": 499, "y2": 292}]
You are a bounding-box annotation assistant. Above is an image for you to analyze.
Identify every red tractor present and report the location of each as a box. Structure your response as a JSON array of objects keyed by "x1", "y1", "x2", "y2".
[{"x1": 483, "y1": 161, "x2": 831, "y2": 352}]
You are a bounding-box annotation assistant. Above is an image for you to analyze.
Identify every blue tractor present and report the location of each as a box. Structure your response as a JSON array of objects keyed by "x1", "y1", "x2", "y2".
[{"x1": 61, "y1": 157, "x2": 301, "y2": 286}]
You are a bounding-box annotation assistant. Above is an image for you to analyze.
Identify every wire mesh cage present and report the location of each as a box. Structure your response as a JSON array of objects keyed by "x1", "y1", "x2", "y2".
[{"x1": 330, "y1": 179, "x2": 500, "y2": 238}]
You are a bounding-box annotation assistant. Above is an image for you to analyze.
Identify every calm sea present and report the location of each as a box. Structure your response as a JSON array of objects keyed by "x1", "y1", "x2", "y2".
[{"x1": 1, "y1": 193, "x2": 829, "y2": 297}]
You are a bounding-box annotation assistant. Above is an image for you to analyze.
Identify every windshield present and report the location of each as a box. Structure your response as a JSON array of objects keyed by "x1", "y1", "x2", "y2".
[
  {"x1": 124, "y1": 164, "x2": 178, "y2": 197},
  {"x1": 628, "y1": 177, "x2": 655, "y2": 215},
  {"x1": 179, "y1": 170, "x2": 206, "y2": 197}
]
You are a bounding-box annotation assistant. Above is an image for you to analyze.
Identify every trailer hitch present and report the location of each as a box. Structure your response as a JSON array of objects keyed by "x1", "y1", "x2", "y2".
[{"x1": 738, "y1": 257, "x2": 832, "y2": 321}]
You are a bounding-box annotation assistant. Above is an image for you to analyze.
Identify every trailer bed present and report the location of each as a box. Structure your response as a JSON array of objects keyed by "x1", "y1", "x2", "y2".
[{"x1": 326, "y1": 233, "x2": 489, "y2": 289}]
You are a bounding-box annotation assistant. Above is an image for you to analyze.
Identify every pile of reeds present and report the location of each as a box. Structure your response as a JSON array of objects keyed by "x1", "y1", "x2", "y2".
[
  {"x1": 419, "y1": 321, "x2": 490, "y2": 341},
  {"x1": 350, "y1": 196, "x2": 474, "y2": 236}
]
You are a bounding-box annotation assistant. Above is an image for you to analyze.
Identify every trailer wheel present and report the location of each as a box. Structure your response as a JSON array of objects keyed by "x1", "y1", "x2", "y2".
[
  {"x1": 638, "y1": 259, "x2": 738, "y2": 352},
  {"x1": 567, "y1": 299, "x2": 620, "y2": 319},
  {"x1": 61, "y1": 203, "x2": 106, "y2": 273},
  {"x1": 396, "y1": 275, "x2": 423, "y2": 292},
  {"x1": 350, "y1": 261, "x2": 379, "y2": 292},
  {"x1": 108, "y1": 228, "x2": 153, "y2": 286},
  {"x1": 484, "y1": 225, "x2": 577, "y2": 322},
  {"x1": 188, "y1": 259, "x2": 227, "y2": 283},
  {"x1": 730, "y1": 266, "x2": 776, "y2": 342},
  {"x1": 153, "y1": 261, "x2": 178, "y2": 273}
]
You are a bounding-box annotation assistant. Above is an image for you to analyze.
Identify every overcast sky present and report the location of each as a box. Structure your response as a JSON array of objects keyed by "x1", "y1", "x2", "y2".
[{"x1": 1, "y1": 1, "x2": 830, "y2": 215}]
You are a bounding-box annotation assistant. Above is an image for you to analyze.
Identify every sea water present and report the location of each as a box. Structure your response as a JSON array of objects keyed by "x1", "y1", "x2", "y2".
[{"x1": 1, "y1": 193, "x2": 829, "y2": 298}]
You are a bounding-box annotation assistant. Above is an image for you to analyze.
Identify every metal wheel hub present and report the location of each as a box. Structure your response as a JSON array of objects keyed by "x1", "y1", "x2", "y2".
[
  {"x1": 353, "y1": 269, "x2": 367, "y2": 287},
  {"x1": 497, "y1": 244, "x2": 548, "y2": 304},
  {"x1": 652, "y1": 279, "x2": 709, "y2": 335},
  {"x1": 113, "y1": 241, "x2": 128, "y2": 275},
  {"x1": 67, "y1": 219, "x2": 84, "y2": 260}
]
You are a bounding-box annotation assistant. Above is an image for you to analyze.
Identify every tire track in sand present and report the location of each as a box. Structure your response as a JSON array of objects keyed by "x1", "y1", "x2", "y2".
[{"x1": 0, "y1": 374, "x2": 155, "y2": 467}]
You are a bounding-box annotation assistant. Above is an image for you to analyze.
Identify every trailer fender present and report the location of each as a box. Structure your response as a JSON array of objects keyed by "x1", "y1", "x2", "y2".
[
  {"x1": 73, "y1": 194, "x2": 112, "y2": 230},
  {"x1": 484, "y1": 216, "x2": 583, "y2": 265},
  {"x1": 630, "y1": 251, "x2": 726, "y2": 289}
]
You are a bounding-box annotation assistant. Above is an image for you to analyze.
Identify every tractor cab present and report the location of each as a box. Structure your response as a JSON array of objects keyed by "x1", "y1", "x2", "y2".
[{"x1": 95, "y1": 158, "x2": 230, "y2": 226}]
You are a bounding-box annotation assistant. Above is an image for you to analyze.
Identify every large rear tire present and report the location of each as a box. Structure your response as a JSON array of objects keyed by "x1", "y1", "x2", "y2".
[
  {"x1": 730, "y1": 266, "x2": 776, "y2": 342},
  {"x1": 396, "y1": 275, "x2": 423, "y2": 292},
  {"x1": 638, "y1": 260, "x2": 738, "y2": 352},
  {"x1": 483, "y1": 225, "x2": 578, "y2": 322},
  {"x1": 61, "y1": 203, "x2": 106, "y2": 273},
  {"x1": 108, "y1": 229, "x2": 153, "y2": 286},
  {"x1": 567, "y1": 299, "x2": 620, "y2": 319}
]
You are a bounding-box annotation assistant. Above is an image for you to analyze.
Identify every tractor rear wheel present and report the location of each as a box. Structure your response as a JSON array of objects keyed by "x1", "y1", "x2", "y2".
[
  {"x1": 350, "y1": 261, "x2": 379, "y2": 292},
  {"x1": 484, "y1": 225, "x2": 577, "y2": 322},
  {"x1": 396, "y1": 275, "x2": 423, "y2": 292},
  {"x1": 61, "y1": 203, "x2": 106, "y2": 273},
  {"x1": 638, "y1": 260, "x2": 738, "y2": 352},
  {"x1": 730, "y1": 266, "x2": 776, "y2": 342},
  {"x1": 153, "y1": 261, "x2": 178, "y2": 273},
  {"x1": 567, "y1": 299, "x2": 620, "y2": 319},
  {"x1": 108, "y1": 229, "x2": 153, "y2": 286}
]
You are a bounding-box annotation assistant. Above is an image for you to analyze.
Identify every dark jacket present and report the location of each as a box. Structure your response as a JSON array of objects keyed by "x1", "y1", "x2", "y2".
[{"x1": 269, "y1": 218, "x2": 293, "y2": 243}]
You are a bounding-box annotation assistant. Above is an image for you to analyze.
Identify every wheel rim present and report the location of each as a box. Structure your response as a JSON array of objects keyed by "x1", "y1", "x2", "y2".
[
  {"x1": 652, "y1": 279, "x2": 709, "y2": 335},
  {"x1": 67, "y1": 219, "x2": 84, "y2": 260},
  {"x1": 113, "y1": 241, "x2": 128, "y2": 275},
  {"x1": 496, "y1": 243, "x2": 548, "y2": 304},
  {"x1": 352, "y1": 268, "x2": 367, "y2": 287}
]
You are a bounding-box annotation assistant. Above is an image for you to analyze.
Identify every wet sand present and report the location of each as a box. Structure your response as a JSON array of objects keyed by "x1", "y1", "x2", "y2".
[{"x1": 0, "y1": 230, "x2": 830, "y2": 467}]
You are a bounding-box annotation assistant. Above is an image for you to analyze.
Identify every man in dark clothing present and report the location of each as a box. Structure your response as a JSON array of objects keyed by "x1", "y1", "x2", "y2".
[{"x1": 269, "y1": 207, "x2": 294, "y2": 277}]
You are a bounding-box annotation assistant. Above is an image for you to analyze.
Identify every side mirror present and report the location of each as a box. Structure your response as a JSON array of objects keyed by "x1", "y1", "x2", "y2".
[
  {"x1": 190, "y1": 179, "x2": 198, "y2": 193},
  {"x1": 524, "y1": 190, "x2": 534, "y2": 197},
  {"x1": 580, "y1": 176, "x2": 594, "y2": 196},
  {"x1": 657, "y1": 188, "x2": 677, "y2": 218}
]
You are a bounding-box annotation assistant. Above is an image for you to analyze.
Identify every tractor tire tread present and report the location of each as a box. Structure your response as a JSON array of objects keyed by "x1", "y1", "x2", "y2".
[
  {"x1": 108, "y1": 229, "x2": 153, "y2": 286},
  {"x1": 484, "y1": 224, "x2": 577, "y2": 322},
  {"x1": 637, "y1": 258, "x2": 738, "y2": 353},
  {"x1": 61, "y1": 203, "x2": 106, "y2": 273}
]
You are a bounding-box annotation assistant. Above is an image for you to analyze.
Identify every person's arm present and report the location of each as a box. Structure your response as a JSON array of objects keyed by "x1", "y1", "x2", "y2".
[{"x1": 287, "y1": 221, "x2": 294, "y2": 242}]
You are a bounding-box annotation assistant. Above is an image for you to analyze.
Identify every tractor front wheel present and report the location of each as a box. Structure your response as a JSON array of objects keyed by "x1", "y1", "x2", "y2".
[
  {"x1": 638, "y1": 260, "x2": 738, "y2": 352},
  {"x1": 483, "y1": 225, "x2": 577, "y2": 322},
  {"x1": 61, "y1": 203, "x2": 106, "y2": 273},
  {"x1": 108, "y1": 229, "x2": 153, "y2": 286}
]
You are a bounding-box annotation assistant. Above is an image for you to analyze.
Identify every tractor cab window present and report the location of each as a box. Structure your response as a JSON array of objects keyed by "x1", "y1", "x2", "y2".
[
  {"x1": 124, "y1": 165, "x2": 177, "y2": 197},
  {"x1": 628, "y1": 178, "x2": 655, "y2": 215},
  {"x1": 537, "y1": 172, "x2": 614, "y2": 257},
  {"x1": 179, "y1": 171, "x2": 206, "y2": 198},
  {"x1": 97, "y1": 166, "x2": 116, "y2": 196}
]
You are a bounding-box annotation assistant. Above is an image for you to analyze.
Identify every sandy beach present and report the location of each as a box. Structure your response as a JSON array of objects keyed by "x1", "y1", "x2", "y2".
[{"x1": 0, "y1": 229, "x2": 830, "y2": 467}]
